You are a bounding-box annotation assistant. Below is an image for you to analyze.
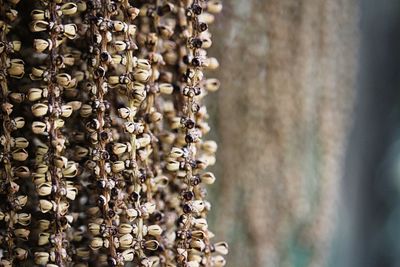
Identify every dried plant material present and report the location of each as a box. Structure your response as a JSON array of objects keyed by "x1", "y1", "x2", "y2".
[{"x1": 0, "y1": 0, "x2": 225, "y2": 266}]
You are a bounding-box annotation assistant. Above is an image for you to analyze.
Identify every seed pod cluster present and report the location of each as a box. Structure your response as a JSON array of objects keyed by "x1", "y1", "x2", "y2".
[
  {"x1": 160, "y1": 1, "x2": 226, "y2": 266},
  {"x1": 28, "y1": 0, "x2": 80, "y2": 266},
  {"x1": 0, "y1": 0, "x2": 226, "y2": 266},
  {"x1": 0, "y1": 1, "x2": 30, "y2": 266}
]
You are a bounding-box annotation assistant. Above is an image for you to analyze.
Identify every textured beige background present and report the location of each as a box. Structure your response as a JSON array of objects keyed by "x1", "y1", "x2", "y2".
[{"x1": 207, "y1": 1, "x2": 359, "y2": 266}]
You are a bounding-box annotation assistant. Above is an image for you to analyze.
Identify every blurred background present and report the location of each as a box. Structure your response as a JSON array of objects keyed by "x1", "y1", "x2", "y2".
[{"x1": 205, "y1": 0, "x2": 400, "y2": 266}]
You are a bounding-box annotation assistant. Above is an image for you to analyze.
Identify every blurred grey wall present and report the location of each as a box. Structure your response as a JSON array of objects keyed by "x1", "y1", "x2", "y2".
[{"x1": 334, "y1": 1, "x2": 400, "y2": 267}]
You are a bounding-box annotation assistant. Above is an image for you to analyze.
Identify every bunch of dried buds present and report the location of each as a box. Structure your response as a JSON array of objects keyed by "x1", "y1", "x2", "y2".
[{"x1": 0, "y1": 0, "x2": 226, "y2": 266}]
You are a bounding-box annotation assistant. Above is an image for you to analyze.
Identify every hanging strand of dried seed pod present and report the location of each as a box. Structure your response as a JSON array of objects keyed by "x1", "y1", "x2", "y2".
[
  {"x1": 164, "y1": 0, "x2": 227, "y2": 266},
  {"x1": 115, "y1": 2, "x2": 146, "y2": 266},
  {"x1": 0, "y1": 1, "x2": 30, "y2": 265},
  {"x1": 135, "y1": 2, "x2": 178, "y2": 265},
  {"x1": 109, "y1": 1, "x2": 162, "y2": 265},
  {"x1": 59, "y1": 3, "x2": 93, "y2": 266},
  {"x1": 29, "y1": 1, "x2": 79, "y2": 265},
  {"x1": 84, "y1": 1, "x2": 121, "y2": 265}
]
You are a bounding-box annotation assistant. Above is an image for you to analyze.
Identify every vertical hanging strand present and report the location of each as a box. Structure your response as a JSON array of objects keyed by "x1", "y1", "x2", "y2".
[
  {"x1": 0, "y1": 0, "x2": 29, "y2": 265},
  {"x1": 47, "y1": 2, "x2": 65, "y2": 264},
  {"x1": 30, "y1": 1, "x2": 79, "y2": 266},
  {"x1": 119, "y1": 1, "x2": 149, "y2": 265},
  {"x1": 166, "y1": 0, "x2": 228, "y2": 266},
  {"x1": 136, "y1": 1, "x2": 177, "y2": 265},
  {"x1": 85, "y1": 1, "x2": 118, "y2": 265}
]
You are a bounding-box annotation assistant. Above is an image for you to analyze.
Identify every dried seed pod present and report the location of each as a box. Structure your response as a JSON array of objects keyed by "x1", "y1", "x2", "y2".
[
  {"x1": 90, "y1": 237, "x2": 103, "y2": 250},
  {"x1": 14, "y1": 248, "x2": 28, "y2": 260},
  {"x1": 143, "y1": 240, "x2": 159, "y2": 251},
  {"x1": 133, "y1": 69, "x2": 151, "y2": 82},
  {"x1": 213, "y1": 242, "x2": 229, "y2": 255},
  {"x1": 38, "y1": 232, "x2": 50, "y2": 246},
  {"x1": 31, "y1": 103, "x2": 49, "y2": 117},
  {"x1": 10, "y1": 40, "x2": 21, "y2": 52},
  {"x1": 126, "y1": 208, "x2": 139, "y2": 221},
  {"x1": 201, "y1": 172, "x2": 216, "y2": 185},
  {"x1": 12, "y1": 117, "x2": 25, "y2": 129},
  {"x1": 204, "y1": 78, "x2": 220, "y2": 92},
  {"x1": 7, "y1": 59, "x2": 25, "y2": 78},
  {"x1": 13, "y1": 213, "x2": 31, "y2": 226},
  {"x1": 121, "y1": 249, "x2": 135, "y2": 262},
  {"x1": 60, "y1": 105, "x2": 73, "y2": 117},
  {"x1": 39, "y1": 199, "x2": 54, "y2": 213},
  {"x1": 112, "y1": 143, "x2": 129, "y2": 155},
  {"x1": 119, "y1": 234, "x2": 134, "y2": 248},
  {"x1": 12, "y1": 148, "x2": 28, "y2": 161},
  {"x1": 12, "y1": 137, "x2": 29, "y2": 148},
  {"x1": 34, "y1": 252, "x2": 50, "y2": 265},
  {"x1": 211, "y1": 255, "x2": 226, "y2": 267},
  {"x1": 207, "y1": 0, "x2": 223, "y2": 14},
  {"x1": 30, "y1": 20, "x2": 49, "y2": 32},
  {"x1": 145, "y1": 225, "x2": 162, "y2": 236},
  {"x1": 159, "y1": 83, "x2": 174, "y2": 94},
  {"x1": 169, "y1": 147, "x2": 184, "y2": 158},
  {"x1": 32, "y1": 121, "x2": 48, "y2": 135},
  {"x1": 28, "y1": 88, "x2": 48, "y2": 101},
  {"x1": 60, "y1": 3, "x2": 77, "y2": 15}
]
